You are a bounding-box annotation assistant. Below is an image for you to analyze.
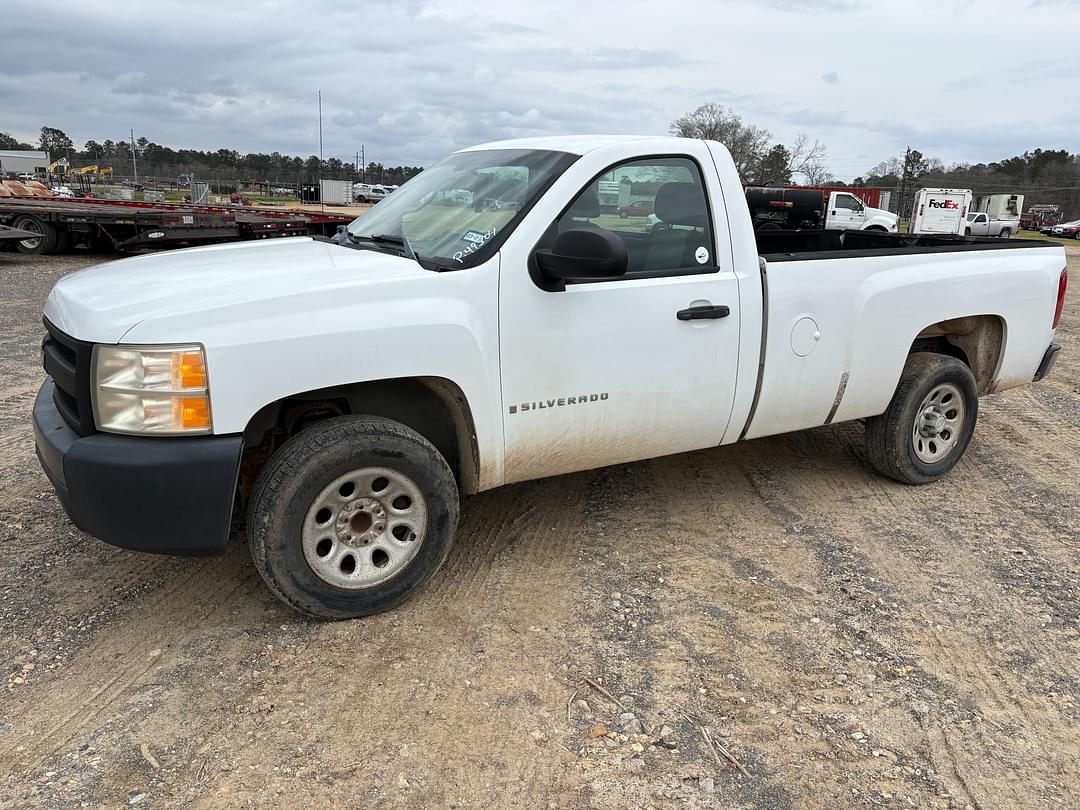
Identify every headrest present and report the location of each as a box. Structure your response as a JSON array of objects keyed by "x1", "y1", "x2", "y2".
[
  {"x1": 655, "y1": 182, "x2": 707, "y2": 227},
  {"x1": 566, "y1": 186, "x2": 601, "y2": 219}
]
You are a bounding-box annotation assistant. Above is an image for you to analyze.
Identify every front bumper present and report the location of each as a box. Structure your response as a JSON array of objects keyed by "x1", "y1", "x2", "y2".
[
  {"x1": 33, "y1": 379, "x2": 243, "y2": 556},
  {"x1": 1034, "y1": 343, "x2": 1061, "y2": 383}
]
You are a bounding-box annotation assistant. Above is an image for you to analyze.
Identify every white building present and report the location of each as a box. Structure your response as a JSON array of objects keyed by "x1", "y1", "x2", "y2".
[{"x1": 0, "y1": 150, "x2": 50, "y2": 176}]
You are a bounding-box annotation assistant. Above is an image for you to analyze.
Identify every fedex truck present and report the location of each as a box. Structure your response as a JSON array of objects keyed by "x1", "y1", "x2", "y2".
[{"x1": 909, "y1": 188, "x2": 972, "y2": 235}]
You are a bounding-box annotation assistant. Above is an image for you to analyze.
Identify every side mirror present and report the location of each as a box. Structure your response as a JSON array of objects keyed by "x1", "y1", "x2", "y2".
[{"x1": 534, "y1": 228, "x2": 628, "y2": 284}]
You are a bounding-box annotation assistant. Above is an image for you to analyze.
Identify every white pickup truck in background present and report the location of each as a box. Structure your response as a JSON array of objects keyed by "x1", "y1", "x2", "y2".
[
  {"x1": 966, "y1": 212, "x2": 1017, "y2": 238},
  {"x1": 35, "y1": 135, "x2": 1068, "y2": 618}
]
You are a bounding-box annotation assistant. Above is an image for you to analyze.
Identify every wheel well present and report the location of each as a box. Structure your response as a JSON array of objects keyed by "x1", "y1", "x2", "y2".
[
  {"x1": 239, "y1": 377, "x2": 480, "y2": 502},
  {"x1": 909, "y1": 315, "x2": 1004, "y2": 394}
]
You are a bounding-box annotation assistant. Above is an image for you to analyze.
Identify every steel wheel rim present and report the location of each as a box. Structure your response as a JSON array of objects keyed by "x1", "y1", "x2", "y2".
[
  {"x1": 17, "y1": 219, "x2": 43, "y2": 250},
  {"x1": 912, "y1": 382, "x2": 965, "y2": 464},
  {"x1": 301, "y1": 466, "x2": 428, "y2": 589}
]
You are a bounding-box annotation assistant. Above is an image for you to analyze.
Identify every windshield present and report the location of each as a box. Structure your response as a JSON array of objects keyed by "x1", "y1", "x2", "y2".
[{"x1": 346, "y1": 148, "x2": 577, "y2": 269}]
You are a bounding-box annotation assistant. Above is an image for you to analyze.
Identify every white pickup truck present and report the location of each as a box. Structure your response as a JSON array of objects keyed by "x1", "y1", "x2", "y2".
[
  {"x1": 35, "y1": 135, "x2": 1068, "y2": 618},
  {"x1": 965, "y1": 212, "x2": 1017, "y2": 238}
]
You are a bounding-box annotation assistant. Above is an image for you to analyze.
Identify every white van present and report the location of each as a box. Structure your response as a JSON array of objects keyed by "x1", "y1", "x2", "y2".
[{"x1": 909, "y1": 188, "x2": 972, "y2": 235}]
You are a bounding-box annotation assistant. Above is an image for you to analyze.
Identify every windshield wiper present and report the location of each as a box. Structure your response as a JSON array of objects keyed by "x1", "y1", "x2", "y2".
[{"x1": 347, "y1": 232, "x2": 418, "y2": 263}]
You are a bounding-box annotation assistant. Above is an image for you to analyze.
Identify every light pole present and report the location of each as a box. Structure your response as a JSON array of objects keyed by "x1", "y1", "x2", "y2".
[{"x1": 128, "y1": 128, "x2": 138, "y2": 186}]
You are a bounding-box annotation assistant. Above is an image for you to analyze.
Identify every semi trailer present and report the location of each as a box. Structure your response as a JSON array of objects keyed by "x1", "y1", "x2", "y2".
[{"x1": 0, "y1": 196, "x2": 351, "y2": 255}]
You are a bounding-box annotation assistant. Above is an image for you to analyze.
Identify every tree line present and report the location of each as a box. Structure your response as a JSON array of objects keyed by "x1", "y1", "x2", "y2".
[
  {"x1": 858, "y1": 148, "x2": 1080, "y2": 218},
  {"x1": 670, "y1": 103, "x2": 1080, "y2": 218},
  {"x1": 7, "y1": 116, "x2": 1080, "y2": 217},
  {"x1": 0, "y1": 127, "x2": 423, "y2": 188}
]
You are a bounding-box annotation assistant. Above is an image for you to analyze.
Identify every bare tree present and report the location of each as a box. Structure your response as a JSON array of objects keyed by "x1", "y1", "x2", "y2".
[
  {"x1": 670, "y1": 103, "x2": 772, "y2": 179},
  {"x1": 787, "y1": 134, "x2": 830, "y2": 184}
]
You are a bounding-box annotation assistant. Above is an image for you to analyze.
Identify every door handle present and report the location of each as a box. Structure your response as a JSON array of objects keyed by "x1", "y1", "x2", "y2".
[{"x1": 677, "y1": 304, "x2": 730, "y2": 321}]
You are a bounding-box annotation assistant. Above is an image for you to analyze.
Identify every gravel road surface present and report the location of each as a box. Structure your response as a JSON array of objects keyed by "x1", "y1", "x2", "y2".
[{"x1": 1, "y1": 245, "x2": 1077, "y2": 809}]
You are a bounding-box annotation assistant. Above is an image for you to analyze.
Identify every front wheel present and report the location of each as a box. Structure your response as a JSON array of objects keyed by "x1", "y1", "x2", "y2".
[
  {"x1": 248, "y1": 415, "x2": 460, "y2": 619},
  {"x1": 864, "y1": 353, "x2": 978, "y2": 485}
]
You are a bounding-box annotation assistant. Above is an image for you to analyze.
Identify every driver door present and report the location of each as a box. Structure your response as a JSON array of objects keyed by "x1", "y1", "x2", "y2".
[
  {"x1": 497, "y1": 152, "x2": 741, "y2": 484},
  {"x1": 828, "y1": 192, "x2": 865, "y2": 229}
]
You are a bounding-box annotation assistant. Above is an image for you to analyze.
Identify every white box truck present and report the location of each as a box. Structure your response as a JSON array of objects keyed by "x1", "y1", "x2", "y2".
[
  {"x1": 320, "y1": 179, "x2": 352, "y2": 206},
  {"x1": 909, "y1": 188, "x2": 972, "y2": 235}
]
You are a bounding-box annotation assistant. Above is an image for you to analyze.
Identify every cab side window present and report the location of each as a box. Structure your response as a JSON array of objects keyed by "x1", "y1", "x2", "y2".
[
  {"x1": 836, "y1": 195, "x2": 862, "y2": 210},
  {"x1": 554, "y1": 157, "x2": 715, "y2": 280}
]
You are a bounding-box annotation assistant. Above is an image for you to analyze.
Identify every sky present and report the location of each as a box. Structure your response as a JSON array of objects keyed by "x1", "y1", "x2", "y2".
[{"x1": 1, "y1": 0, "x2": 1078, "y2": 181}]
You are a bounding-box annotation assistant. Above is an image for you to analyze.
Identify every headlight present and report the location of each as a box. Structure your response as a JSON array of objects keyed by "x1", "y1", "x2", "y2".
[{"x1": 92, "y1": 345, "x2": 212, "y2": 434}]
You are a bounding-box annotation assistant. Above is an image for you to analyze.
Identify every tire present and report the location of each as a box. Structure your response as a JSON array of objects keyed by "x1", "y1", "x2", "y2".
[
  {"x1": 618, "y1": 209, "x2": 629, "y2": 219},
  {"x1": 999, "y1": 229, "x2": 1011, "y2": 239},
  {"x1": 51, "y1": 226, "x2": 71, "y2": 254},
  {"x1": 864, "y1": 352, "x2": 978, "y2": 485},
  {"x1": 964, "y1": 228, "x2": 971, "y2": 237},
  {"x1": 13, "y1": 215, "x2": 57, "y2": 255},
  {"x1": 1074, "y1": 232, "x2": 1080, "y2": 240},
  {"x1": 248, "y1": 415, "x2": 459, "y2": 619}
]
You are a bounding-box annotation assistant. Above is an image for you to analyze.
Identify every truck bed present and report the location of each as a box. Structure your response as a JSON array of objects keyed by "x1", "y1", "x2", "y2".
[
  {"x1": 755, "y1": 228, "x2": 1055, "y2": 260},
  {"x1": 744, "y1": 228, "x2": 1064, "y2": 443}
]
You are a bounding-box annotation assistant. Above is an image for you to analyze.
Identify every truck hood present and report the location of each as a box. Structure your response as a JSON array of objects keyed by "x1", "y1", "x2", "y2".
[{"x1": 44, "y1": 237, "x2": 426, "y2": 343}]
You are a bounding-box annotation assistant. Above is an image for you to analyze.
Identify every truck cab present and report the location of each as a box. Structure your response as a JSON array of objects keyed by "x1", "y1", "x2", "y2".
[{"x1": 824, "y1": 191, "x2": 898, "y2": 232}]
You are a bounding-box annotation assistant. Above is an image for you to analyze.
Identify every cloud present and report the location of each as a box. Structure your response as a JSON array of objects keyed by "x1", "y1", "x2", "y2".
[
  {"x1": 0, "y1": 0, "x2": 1076, "y2": 179},
  {"x1": 762, "y1": 0, "x2": 868, "y2": 10}
]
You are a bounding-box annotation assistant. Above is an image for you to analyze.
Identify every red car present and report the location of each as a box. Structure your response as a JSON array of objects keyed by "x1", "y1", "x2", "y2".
[
  {"x1": 617, "y1": 203, "x2": 654, "y2": 218},
  {"x1": 1051, "y1": 220, "x2": 1080, "y2": 239}
]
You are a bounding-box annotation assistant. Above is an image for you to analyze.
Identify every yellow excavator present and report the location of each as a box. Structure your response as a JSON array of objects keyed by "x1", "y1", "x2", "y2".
[
  {"x1": 74, "y1": 165, "x2": 113, "y2": 177},
  {"x1": 46, "y1": 160, "x2": 113, "y2": 182},
  {"x1": 47, "y1": 158, "x2": 70, "y2": 177}
]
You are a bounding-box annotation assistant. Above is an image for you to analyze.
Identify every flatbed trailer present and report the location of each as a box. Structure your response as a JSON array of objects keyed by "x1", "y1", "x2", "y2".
[{"x1": 0, "y1": 197, "x2": 354, "y2": 255}]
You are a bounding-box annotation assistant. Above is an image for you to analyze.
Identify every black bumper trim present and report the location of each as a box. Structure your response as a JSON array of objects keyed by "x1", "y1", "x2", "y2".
[
  {"x1": 1033, "y1": 342, "x2": 1061, "y2": 382},
  {"x1": 34, "y1": 379, "x2": 243, "y2": 556}
]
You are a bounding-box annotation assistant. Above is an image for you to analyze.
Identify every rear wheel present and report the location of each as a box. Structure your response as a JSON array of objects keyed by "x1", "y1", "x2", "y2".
[
  {"x1": 12, "y1": 215, "x2": 57, "y2": 255},
  {"x1": 999, "y1": 229, "x2": 1011, "y2": 238},
  {"x1": 248, "y1": 415, "x2": 460, "y2": 619},
  {"x1": 865, "y1": 352, "x2": 978, "y2": 485},
  {"x1": 51, "y1": 226, "x2": 71, "y2": 254},
  {"x1": 964, "y1": 228, "x2": 972, "y2": 236}
]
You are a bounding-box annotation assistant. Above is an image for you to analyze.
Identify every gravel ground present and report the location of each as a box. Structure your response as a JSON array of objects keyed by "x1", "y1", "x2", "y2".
[{"x1": 1, "y1": 245, "x2": 1078, "y2": 809}]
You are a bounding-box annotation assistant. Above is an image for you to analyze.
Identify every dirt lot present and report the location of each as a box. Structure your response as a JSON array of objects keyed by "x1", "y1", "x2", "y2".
[{"x1": 1, "y1": 245, "x2": 1077, "y2": 809}]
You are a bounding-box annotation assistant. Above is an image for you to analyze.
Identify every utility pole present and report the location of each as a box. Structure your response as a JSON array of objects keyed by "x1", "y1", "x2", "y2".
[
  {"x1": 317, "y1": 90, "x2": 323, "y2": 173},
  {"x1": 129, "y1": 128, "x2": 138, "y2": 186},
  {"x1": 361, "y1": 144, "x2": 365, "y2": 183},
  {"x1": 897, "y1": 145, "x2": 911, "y2": 223},
  {"x1": 317, "y1": 90, "x2": 323, "y2": 209}
]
